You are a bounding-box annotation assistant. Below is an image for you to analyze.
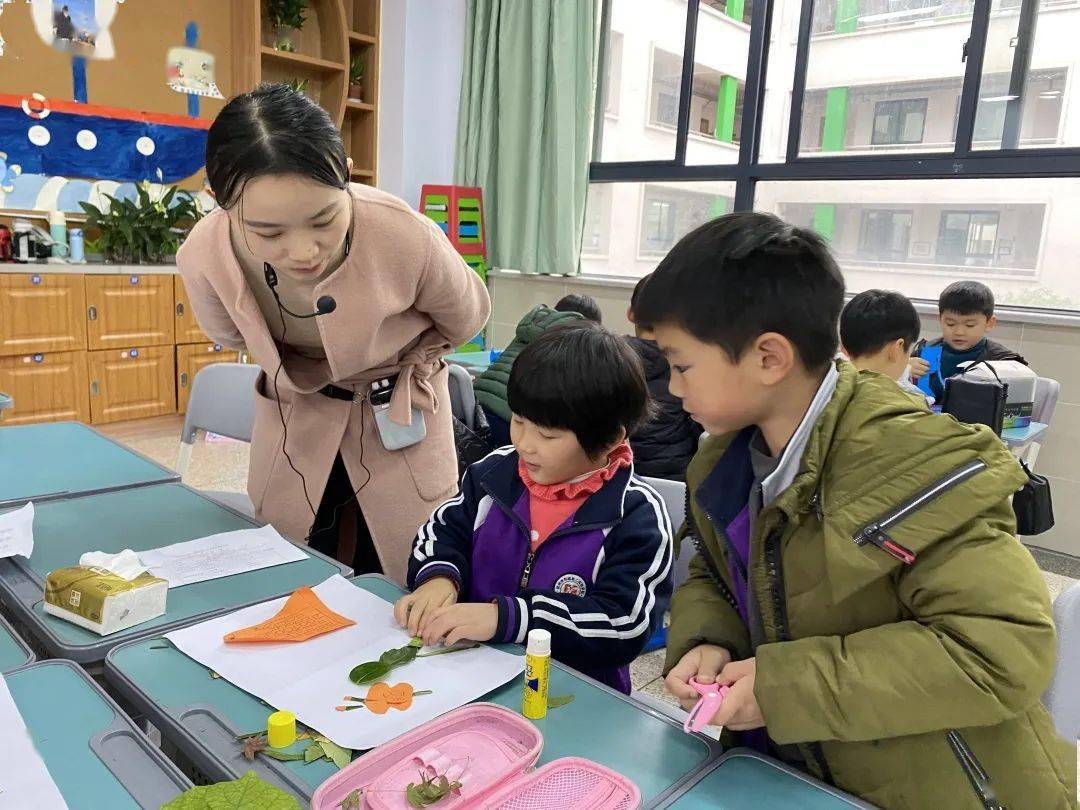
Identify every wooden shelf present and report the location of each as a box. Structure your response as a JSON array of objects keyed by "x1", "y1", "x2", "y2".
[
  {"x1": 260, "y1": 46, "x2": 345, "y2": 73},
  {"x1": 349, "y1": 32, "x2": 377, "y2": 45},
  {"x1": 345, "y1": 99, "x2": 375, "y2": 112},
  {"x1": 351, "y1": 169, "x2": 374, "y2": 179}
]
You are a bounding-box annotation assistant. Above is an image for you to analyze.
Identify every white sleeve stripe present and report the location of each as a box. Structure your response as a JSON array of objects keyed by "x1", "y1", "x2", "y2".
[
  {"x1": 530, "y1": 481, "x2": 673, "y2": 629},
  {"x1": 532, "y1": 609, "x2": 651, "y2": 640},
  {"x1": 416, "y1": 560, "x2": 460, "y2": 581},
  {"x1": 514, "y1": 597, "x2": 529, "y2": 644},
  {"x1": 414, "y1": 490, "x2": 465, "y2": 562},
  {"x1": 591, "y1": 547, "x2": 606, "y2": 583}
]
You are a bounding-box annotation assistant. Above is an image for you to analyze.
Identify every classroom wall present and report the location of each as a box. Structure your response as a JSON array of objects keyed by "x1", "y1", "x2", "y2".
[
  {"x1": 489, "y1": 271, "x2": 1080, "y2": 558},
  {"x1": 376, "y1": 0, "x2": 466, "y2": 208}
]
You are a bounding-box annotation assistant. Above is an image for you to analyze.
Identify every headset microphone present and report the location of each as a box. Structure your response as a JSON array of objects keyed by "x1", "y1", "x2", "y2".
[{"x1": 263, "y1": 263, "x2": 337, "y2": 319}]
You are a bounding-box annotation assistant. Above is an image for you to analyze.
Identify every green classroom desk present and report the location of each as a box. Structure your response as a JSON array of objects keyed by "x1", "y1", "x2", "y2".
[
  {"x1": 6, "y1": 660, "x2": 191, "y2": 808},
  {"x1": 0, "y1": 611, "x2": 34, "y2": 673},
  {"x1": 0, "y1": 483, "x2": 349, "y2": 670},
  {"x1": 0, "y1": 421, "x2": 178, "y2": 507},
  {"x1": 657, "y1": 750, "x2": 872, "y2": 809},
  {"x1": 105, "y1": 575, "x2": 721, "y2": 806}
]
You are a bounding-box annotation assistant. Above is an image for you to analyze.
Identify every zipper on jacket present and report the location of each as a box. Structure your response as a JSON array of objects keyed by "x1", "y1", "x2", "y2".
[
  {"x1": 852, "y1": 460, "x2": 987, "y2": 565},
  {"x1": 684, "y1": 486, "x2": 740, "y2": 613},
  {"x1": 519, "y1": 550, "x2": 536, "y2": 589},
  {"x1": 946, "y1": 730, "x2": 1004, "y2": 810}
]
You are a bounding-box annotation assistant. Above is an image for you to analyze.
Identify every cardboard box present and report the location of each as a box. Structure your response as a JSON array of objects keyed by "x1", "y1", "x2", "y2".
[{"x1": 43, "y1": 566, "x2": 167, "y2": 635}]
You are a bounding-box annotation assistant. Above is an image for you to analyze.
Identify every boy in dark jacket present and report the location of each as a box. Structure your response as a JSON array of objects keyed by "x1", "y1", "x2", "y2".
[
  {"x1": 396, "y1": 322, "x2": 673, "y2": 694},
  {"x1": 913, "y1": 280, "x2": 1028, "y2": 401},
  {"x1": 625, "y1": 275, "x2": 702, "y2": 480}
]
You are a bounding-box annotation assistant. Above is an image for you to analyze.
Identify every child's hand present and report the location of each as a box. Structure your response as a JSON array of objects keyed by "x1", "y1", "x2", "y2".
[
  {"x1": 909, "y1": 356, "x2": 930, "y2": 380},
  {"x1": 664, "y1": 644, "x2": 732, "y2": 711},
  {"x1": 711, "y1": 658, "x2": 765, "y2": 731},
  {"x1": 420, "y1": 603, "x2": 498, "y2": 647},
  {"x1": 393, "y1": 577, "x2": 458, "y2": 637}
]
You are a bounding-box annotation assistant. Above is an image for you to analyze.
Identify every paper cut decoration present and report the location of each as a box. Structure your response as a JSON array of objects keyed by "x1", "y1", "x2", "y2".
[
  {"x1": 225, "y1": 587, "x2": 355, "y2": 643},
  {"x1": 337, "y1": 683, "x2": 432, "y2": 714},
  {"x1": 166, "y1": 46, "x2": 224, "y2": 99}
]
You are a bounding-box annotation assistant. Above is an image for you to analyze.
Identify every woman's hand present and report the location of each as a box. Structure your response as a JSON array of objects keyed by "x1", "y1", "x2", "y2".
[
  {"x1": 393, "y1": 577, "x2": 458, "y2": 637},
  {"x1": 420, "y1": 603, "x2": 498, "y2": 647}
]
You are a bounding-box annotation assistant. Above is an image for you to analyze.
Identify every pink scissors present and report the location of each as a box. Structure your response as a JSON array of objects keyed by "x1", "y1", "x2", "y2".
[{"x1": 683, "y1": 677, "x2": 730, "y2": 734}]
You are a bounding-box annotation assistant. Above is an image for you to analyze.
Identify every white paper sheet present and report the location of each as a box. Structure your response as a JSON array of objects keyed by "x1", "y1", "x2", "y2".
[
  {"x1": 0, "y1": 674, "x2": 69, "y2": 809},
  {"x1": 165, "y1": 575, "x2": 526, "y2": 750},
  {"x1": 139, "y1": 524, "x2": 307, "y2": 588},
  {"x1": 0, "y1": 503, "x2": 33, "y2": 560}
]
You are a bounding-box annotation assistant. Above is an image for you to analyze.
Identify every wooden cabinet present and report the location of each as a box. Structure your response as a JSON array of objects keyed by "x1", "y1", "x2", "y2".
[
  {"x1": 87, "y1": 345, "x2": 176, "y2": 424},
  {"x1": 174, "y1": 275, "x2": 210, "y2": 344},
  {"x1": 85, "y1": 274, "x2": 175, "y2": 351},
  {"x1": 176, "y1": 342, "x2": 241, "y2": 413},
  {"x1": 0, "y1": 273, "x2": 87, "y2": 356},
  {"x1": 0, "y1": 351, "x2": 90, "y2": 425}
]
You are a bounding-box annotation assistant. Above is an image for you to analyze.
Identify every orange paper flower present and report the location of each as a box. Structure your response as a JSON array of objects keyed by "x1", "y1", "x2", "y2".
[{"x1": 363, "y1": 682, "x2": 415, "y2": 714}]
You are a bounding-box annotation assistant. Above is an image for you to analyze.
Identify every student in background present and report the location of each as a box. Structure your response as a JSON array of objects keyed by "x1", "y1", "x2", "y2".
[
  {"x1": 639, "y1": 213, "x2": 1070, "y2": 809},
  {"x1": 912, "y1": 280, "x2": 1028, "y2": 402},
  {"x1": 396, "y1": 322, "x2": 672, "y2": 694},
  {"x1": 554, "y1": 294, "x2": 603, "y2": 324},
  {"x1": 625, "y1": 274, "x2": 703, "y2": 480},
  {"x1": 474, "y1": 295, "x2": 601, "y2": 447},
  {"x1": 839, "y1": 289, "x2": 929, "y2": 404}
]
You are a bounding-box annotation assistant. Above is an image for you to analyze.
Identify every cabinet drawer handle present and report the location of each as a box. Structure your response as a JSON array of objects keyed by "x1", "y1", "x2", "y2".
[
  {"x1": 176, "y1": 303, "x2": 184, "y2": 316},
  {"x1": 90, "y1": 381, "x2": 100, "y2": 396},
  {"x1": 87, "y1": 306, "x2": 97, "y2": 321},
  {"x1": 180, "y1": 372, "x2": 189, "y2": 388}
]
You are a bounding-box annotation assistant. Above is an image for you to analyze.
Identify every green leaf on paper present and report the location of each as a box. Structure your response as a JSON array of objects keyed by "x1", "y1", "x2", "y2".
[
  {"x1": 379, "y1": 644, "x2": 420, "y2": 667},
  {"x1": 548, "y1": 694, "x2": 576, "y2": 709},
  {"x1": 162, "y1": 770, "x2": 300, "y2": 810},
  {"x1": 349, "y1": 660, "x2": 392, "y2": 684}
]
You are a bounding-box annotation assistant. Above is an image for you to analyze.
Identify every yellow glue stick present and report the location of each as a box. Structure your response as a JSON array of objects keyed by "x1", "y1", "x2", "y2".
[{"x1": 523, "y1": 629, "x2": 551, "y2": 720}]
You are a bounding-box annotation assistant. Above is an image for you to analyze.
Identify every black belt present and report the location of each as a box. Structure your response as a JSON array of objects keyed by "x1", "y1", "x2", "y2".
[{"x1": 318, "y1": 383, "x2": 356, "y2": 401}]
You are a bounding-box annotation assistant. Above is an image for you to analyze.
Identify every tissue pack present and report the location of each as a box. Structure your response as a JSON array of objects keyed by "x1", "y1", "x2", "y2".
[
  {"x1": 963, "y1": 360, "x2": 1037, "y2": 429},
  {"x1": 43, "y1": 566, "x2": 167, "y2": 635}
]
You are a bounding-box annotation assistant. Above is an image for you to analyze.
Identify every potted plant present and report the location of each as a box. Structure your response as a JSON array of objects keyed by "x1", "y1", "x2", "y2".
[
  {"x1": 266, "y1": 0, "x2": 307, "y2": 52},
  {"x1": 79, "y1": 181, "x2": 203, "y2": 264},
  {"x1": 349, "y1": 54, "x2": 364, "y2": 100},
  {"x1": 284, "y1": 77, "x2": 308, "y2": 95}
]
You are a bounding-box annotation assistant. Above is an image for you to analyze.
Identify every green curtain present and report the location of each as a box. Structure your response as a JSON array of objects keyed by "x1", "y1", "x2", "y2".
[{"x1": 455, "y1": 0, "x2": 598, "y2": 276}]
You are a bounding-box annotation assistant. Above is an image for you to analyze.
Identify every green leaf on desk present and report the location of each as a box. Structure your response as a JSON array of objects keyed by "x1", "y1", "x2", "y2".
[
  {"x1": 304, "y1": 742, "x2": 325, "y2": 763},
  {"x1": 316, "y1": 736, "x2": 353, "y2": 769},
  {"x1": 162, "y1": 770, "x2": 300, "y2": 809},
  {"x1": 548, "y1": 694, "x2": 575, "y2": 709}
]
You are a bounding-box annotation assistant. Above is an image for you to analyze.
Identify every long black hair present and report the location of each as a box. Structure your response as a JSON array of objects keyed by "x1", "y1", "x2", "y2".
[{"x1": 205, "y1": 83, "x2": 349, "y2": 209}]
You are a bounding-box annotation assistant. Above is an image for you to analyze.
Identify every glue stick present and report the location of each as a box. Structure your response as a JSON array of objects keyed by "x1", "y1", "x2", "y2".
[{"x1": 522, "y1": 629, "x2": 551, "y2": 720}]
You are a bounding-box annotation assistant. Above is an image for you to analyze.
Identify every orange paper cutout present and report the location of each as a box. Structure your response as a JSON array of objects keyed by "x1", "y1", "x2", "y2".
[
  {"x1": 223, "y1": 587, "x2": 355, "y2": 643},
  {"x1": 364, "y1": 682, "x2": 415, "y2": 714}
]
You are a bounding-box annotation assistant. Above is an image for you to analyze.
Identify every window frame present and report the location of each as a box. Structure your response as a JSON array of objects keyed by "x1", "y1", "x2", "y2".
[
  {"x1": 857, "y1": 208, "x2": 915, "y2": 260},
  {"x1": 870, "y1": 99, "x2": 929, "y2": 146}
]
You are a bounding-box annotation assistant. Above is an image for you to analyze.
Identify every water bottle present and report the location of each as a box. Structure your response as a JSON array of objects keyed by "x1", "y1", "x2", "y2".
[{"x1": 68, "y1": 228, "x2": 85, "y2": 263}]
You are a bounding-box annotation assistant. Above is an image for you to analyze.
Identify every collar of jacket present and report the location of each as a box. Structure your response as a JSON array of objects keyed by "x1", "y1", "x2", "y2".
[{"x1": 479, "y1": 448, "x2": 635, "y2": 531}]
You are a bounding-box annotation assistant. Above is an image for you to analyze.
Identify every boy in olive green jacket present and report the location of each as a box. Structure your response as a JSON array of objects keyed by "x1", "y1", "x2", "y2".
[{"x1": 636, "y1": 213, "x2": 1075, "y2": 810}]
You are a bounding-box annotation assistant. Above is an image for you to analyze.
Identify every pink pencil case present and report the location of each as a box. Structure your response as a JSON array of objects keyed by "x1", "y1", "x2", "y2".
[{"x1": 310, "y1": 703, "x2": 640, "y2": 810}]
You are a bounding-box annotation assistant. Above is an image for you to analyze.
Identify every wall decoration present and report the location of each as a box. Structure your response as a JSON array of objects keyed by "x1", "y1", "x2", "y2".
[
  {"x1": 30, "y1": 0, "x2": 117, "y2": 60},
  {"x1": 166, "y1": 46, "x2": 223, "y2": 100}
]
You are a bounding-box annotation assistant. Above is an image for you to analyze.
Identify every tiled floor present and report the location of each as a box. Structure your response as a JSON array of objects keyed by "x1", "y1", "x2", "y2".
[{"x1": 98, "y1": 415, "x2": 1079, "y2": 714}]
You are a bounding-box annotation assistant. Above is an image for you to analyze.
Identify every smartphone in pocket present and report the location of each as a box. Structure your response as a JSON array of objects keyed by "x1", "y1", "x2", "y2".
[{"x1": 370, "y1": 377, "x2": 427, "y2": 450}]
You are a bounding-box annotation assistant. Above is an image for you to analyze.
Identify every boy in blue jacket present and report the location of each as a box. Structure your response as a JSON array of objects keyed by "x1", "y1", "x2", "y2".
[{"x1": 394, "y1": 321, "x2": 674, "y2": 693}]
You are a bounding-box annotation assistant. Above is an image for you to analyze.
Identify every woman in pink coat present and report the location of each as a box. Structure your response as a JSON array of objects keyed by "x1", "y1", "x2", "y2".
[{"x1": 177, "y1": 84, "x2": 490, "y2": 583}]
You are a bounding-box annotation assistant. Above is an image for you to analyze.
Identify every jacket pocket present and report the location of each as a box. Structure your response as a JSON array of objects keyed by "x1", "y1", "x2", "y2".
[
  {"x1": 852, "y1": 459, "x2": 987, "y2": 565},
  {"x1": 247, "y1": 371, "x2": 295, "y2": 513},
  {"x1": 946, "y1": 729, "x2": 1005, "y2": 810},
  {"x1": 401, "y1": 366, "x2": 458, "y2": 502}
]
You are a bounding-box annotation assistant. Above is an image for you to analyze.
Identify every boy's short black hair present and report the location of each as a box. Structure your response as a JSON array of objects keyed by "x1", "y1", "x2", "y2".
[
  {"x1": 629, "y1": 274, "x2": 651, "y2": 322},
  {"x1": 554, "y1": 294, "x2": 602, "y2": 323},
  {"x1": 634, "y1": 212, "x2": 845, "y2": 371},
  {"x1": 938, "y1": 281, "x2": 995, "y2": 318},
  {"x1": 507, "y1": 321, "x2": 649, "y2": 458},
  {"x1": 840, "y1": 290, "x2": 920, "y2": 358}
]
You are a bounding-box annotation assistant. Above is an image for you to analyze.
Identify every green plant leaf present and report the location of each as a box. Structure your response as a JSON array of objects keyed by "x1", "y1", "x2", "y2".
[
  {"x1": 379, "y1": 644, "x2": 419, "y2": 667},
  {"x1": 162, "y1": 770, "x2": 300, "y2": 809},
  {"x1": 339, "y1": 789, "x2": 362, "y2": 810},
  {"x1": 547, "y1": 694, "x2": 575, "y2": 709},
  {"x1": 259, "y1": 749, "x2": 306, "y2": 762},
  {"x1": 303, "y1": 742, "x2": 324, "y2": 763},
  {"x1": 315, "y1": 736, "x2": 352, "y2": 769},
  {"x1": 349, "y1": 660, "x2": 391, "y2": 684}
]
